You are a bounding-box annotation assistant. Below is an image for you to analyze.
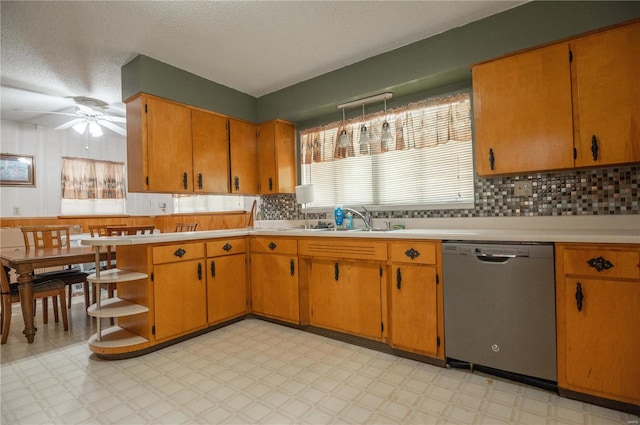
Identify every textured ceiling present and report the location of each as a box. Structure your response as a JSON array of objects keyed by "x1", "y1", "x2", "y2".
[{"x1": 0, "y1": 1, "x2": 525, "y2": 134}]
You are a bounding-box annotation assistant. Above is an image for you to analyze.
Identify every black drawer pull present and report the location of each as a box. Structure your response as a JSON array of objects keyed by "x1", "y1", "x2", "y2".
[
  {"x1": 587, "y1": 256, "x2": 613, "y2": 272},
  {"x1": 334, "y1": 262, "x2": 339, "y2": 281},
  {"x1": 268, "y1": 242, "x2": 277, "y2": 250},
  {"x1": 290, "y1": 259, "x2": 295, "y2": 276},
  {"x1": 174, "y1": 248, "x2": 186, "y2": 258},
  {"x1": 210, "y1": 261, "x2": 216, "y2": 278},
  {"x1": 197, "y1": 263, "x2": 202, "y2": 280},
  {"x1": 396, "y1": 268, "x2": 402, "y2": 290},
  {"x1": 223, "y1": 243, "x2": 232, "y2": 252},
  {"x1": 405, "y1": 248, "x2": 420, "y2": 260}
]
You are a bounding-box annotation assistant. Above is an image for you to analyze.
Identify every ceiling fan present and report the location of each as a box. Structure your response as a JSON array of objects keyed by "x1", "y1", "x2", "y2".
[{"x1": 25, "y1": 96, "x2": 126, "y2": 137}]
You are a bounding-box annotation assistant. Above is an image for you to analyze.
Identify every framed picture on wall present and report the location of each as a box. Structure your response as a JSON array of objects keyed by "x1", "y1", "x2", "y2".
[{"x1": 0, "y1": 154, "x2": 35, "y2": 187}]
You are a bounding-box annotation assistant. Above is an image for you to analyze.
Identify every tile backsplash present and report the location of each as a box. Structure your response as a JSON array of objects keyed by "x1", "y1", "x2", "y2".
[{"x1": 258, "y1": 165, "x2": 639, "y2": 221}]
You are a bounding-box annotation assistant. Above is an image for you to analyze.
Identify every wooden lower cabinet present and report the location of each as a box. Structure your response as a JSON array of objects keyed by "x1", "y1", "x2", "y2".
[
  {"x1": 388, "y1": 241, "x2": 443, "y2": 359},
  {"x1": 152, "y1": 243, "x2": 207, "y2": 342},
  {"x1": 308, "y1": 259, "x2": 383, "y2": 341},
  {"x1": 250, "y1": 237, "x2": 299, "y2": 323},
  {"x1": 556, "y1": 243, "x2": 640, "y2": 407},
  {"x1": 206, "y1": 238, "x2": 248, "y2": 325}
]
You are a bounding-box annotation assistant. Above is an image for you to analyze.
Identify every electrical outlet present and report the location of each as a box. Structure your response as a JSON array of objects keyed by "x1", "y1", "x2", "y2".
[
  {"x1": 12, "y1": 206, "x2": 21, "y2": 215},
  {"x1": 514, "y1": 181, "x2": 533, "y2": 197}
]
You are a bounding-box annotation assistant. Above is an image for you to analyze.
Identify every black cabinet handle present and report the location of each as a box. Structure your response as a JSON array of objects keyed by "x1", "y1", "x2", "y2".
[
  {"x1": 174, "y1": 248, "x2": 186, "y2": 258},
  {"x1": 268, "y1": 242, "x2": 277, "y2": 250},
  {"x1": 575, "y1": 282, "x2": 584, "y2": 312},
  {"x1": 197, "y1": 263, "x2": 202, "y2": 280},
  {"x1": 210, "y1": 261, "x2": 216, "y2": 278},
  {"x1": 198, "y1": 173, "x2": 203, "y2": 189},
  {"x1": 223, "y1": 243, "x2": 232, "y2": 252},
  {"x1": 334, "y1": 262, "x2": 339, "y2": 281},
  {"x1": 234, "y1": 176, "x2": 240, "y2": 191},
  {"x1": 290, "y1": 259, "x2": 295, "y2": 276},
  {"x1": 405, "y1": 248, "x2": 420, "y2": 260},
  {"x1": 591, "y1": 135, "x2": 598, "y2": 161},
  {"x1": 183, "y1": 172, "x2": 188, "y2": 189},
  {"x1": 587, "y1": 256, "x2": 614, "y2": 272},
  {"x1": 489, "y1": 148, "x2": 495, "y2": 171},
  {"x1": 396, "y1": 268, "x2": 402, "y2": 290},
  {"x1": 268, "y1": 177, "x2": 273, "y2": 192}
]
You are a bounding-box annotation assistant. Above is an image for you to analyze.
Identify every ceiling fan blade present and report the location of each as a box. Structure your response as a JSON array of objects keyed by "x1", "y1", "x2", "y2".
[
  {"x1": 97, "y1": 119, "x2": 127, "y2": 136},
  {"x1": 104, "y1": 116, "x2": 126, "y2": 123},
  {"x1": 56, "y1": 118, "x2": 85, "y2": 130},
  {"x1": 17, "y1": 110, "x2": 79, "y2": 117}
]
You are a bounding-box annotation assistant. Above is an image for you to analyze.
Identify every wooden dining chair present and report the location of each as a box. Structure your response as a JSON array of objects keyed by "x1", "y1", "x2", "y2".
[
  {"x1": 1, "y1": 266, "x2": 68, "y2": 344},
  {"x1": 20, "y1": 226, "x2": 90, "y2": 309},
  {"x1": 175, "y1": 222, "x2": 197, "y2": 232},
  {"x1": 106, "y1": 225, "x2": 155, "y2": 236}
]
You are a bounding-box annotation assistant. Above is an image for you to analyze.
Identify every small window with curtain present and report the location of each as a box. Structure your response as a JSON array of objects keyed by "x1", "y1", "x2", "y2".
[
  {"x1": 299, "y1": 92, "x2": 474, "y2": 210},
  {"x1": 60, "y1": 157, "x2": 126, "y2": 215}
]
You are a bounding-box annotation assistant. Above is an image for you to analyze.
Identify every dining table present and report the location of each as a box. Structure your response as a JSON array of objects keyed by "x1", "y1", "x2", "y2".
[{"x1": 0, "y1": 244, "x2": 109, "y2": 343}]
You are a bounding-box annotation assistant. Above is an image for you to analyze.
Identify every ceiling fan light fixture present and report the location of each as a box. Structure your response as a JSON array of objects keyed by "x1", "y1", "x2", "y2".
[
  {"x1": 89, "y1": 121, "x2": 103, "y2": 137},
  {"x1": 72, "y1": 121, "x2": 87, "y2": 135}
]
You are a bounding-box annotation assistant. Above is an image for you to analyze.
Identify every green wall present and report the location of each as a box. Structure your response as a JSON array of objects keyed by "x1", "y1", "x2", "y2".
[{"x1": 121, "y1": 1, "x2": 640, "y2": 128}]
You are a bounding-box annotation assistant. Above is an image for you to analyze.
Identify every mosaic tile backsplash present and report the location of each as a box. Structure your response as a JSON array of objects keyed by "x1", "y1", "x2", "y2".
[{"x1": 258, "y1": 165, "x2": 639, "y2": 220}]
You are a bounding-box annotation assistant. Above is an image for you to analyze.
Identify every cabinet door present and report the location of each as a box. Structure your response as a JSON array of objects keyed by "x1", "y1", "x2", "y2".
[
  {"x1": 561, "y1": 277, "x2": 640, "y2": 405},
  {"x1": 257, "y1": 121, "x2": 277, "y2": 194},
  {"x1": 146, "y1": 96, "x2": 194, "y2": 192},
  {"x1": 309, "y1": 260, "x2": 382, "y2": 340},
  {"x1": 389, "y1": 264, "x2": 438, "y2": 356},
  {"x1": 472, "y1": 42, "x2": 574, "y2": 176},
  {"x1": 153, "y1": 259, "x2": 207, "y2": 341},
  {"x1": 207, "y1": 254, "x2": 247, "y2": 325},
  {"x1": 257, "y1": 120, "x2": 296, "y2": 194},
  {"x1": 192, "y1": 109, "x2": 230, "y2": 193},
  {"x1": 229, "y1": 119, "x2": 257, "y2": 194},
  {"x1": 250, "y1": 253, "x2": 299, "y2": 323},
  {"x1": 573, "y1": 22, "x2": 640, "y2": 167}
]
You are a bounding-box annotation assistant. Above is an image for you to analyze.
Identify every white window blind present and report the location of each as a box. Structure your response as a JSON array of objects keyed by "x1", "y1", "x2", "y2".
[{"x1": 299, "y1": 93, "x2": 474, "y2": 209}]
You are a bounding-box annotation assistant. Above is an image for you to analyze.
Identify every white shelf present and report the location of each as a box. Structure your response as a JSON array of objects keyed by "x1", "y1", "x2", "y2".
[
  {"x1": 87, "y1": 268, "x2": 148, "y2": 283},
  {"x1": 87, "y1": 297, "x2": 149, "y2": 318},
  {"x1": 88, "y1": 326, "x2": 148, "y2": 348}
]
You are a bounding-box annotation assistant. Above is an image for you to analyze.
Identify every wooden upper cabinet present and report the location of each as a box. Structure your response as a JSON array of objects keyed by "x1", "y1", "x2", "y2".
[
  {"x1": 472, "y1": 42, "x2": 574, "y2": 176},
  {"x1": 472, "y1": 20, "x2": 640, "y2": 176},
  {"x1": 126, "y1": 93, "x2": 194, "y2": 192},
  {"x1": 572, "y1": 21, "x2": 640, "y2": 167},
  {"x1": 257, "y1": 120, "x2": 296, "y2": 194},
  {"x1": 192, "y1": 109, "x2": 230, "y2": 193},
  {"x1": 229, "y1": 118, "x2": 258, "y2": 195}
]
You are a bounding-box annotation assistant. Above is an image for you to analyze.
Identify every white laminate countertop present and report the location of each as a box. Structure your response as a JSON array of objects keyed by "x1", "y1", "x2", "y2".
[{"x1": 81, "y1": 215, "x2": 640, "y2": 246}]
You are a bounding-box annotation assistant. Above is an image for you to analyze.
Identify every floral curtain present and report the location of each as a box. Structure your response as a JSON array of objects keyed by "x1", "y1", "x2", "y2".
[
  {"x1": 61, "y1": 157, "x2": 126, "y2": 199},
  {"x1": 299, "y1": 93, "x2": 471, "y2": 165}
]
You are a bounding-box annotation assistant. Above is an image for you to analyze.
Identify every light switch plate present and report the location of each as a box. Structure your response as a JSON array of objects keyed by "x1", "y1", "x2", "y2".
[{"x1": 514, "y1": 181, "x2": 533, "y2": 197}]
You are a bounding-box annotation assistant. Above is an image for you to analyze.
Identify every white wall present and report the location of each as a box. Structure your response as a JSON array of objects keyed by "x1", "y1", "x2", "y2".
[{"x1": 0, "y1": 120, "x2": 173, "y2": 217}]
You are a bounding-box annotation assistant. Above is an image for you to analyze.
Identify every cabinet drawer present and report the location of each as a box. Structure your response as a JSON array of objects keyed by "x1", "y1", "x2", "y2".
[
  {"x1": 153, "y1": 243, "x2": 205, "y2": 264},
  {"x1": 562, "y1": 246, "x2": 640, "y2": 280},
  {"x1": 251, "y1": 237, "x2": 298, "y2": 255},
  {"x1": 389, "y1": 241, "x2": 437, "y2": 264},
  {"x1": 207, "y1": 238, "x2": 246, "y2": 257},
  {"x1": 299, "y1": 239, "x2": 387, "y2": 261}
]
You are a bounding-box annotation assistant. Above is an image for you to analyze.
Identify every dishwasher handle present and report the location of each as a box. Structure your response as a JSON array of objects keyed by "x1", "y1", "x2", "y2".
[{"x1": 474, "y1": 253, "x2": 516, "y2": 263}]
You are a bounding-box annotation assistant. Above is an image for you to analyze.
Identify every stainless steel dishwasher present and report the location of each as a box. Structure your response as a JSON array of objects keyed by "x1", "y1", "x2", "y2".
[{"x1": 442, "y1": 241, "x2": 556, "y2": 383}]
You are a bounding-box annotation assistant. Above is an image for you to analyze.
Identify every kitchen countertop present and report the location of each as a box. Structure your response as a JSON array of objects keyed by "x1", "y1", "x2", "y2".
[{"x1": 81, "y1": 215, "x2": 640, "y2": 246}]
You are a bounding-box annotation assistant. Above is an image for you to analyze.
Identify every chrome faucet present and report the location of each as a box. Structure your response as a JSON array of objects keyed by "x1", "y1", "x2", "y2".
[{"x1": 343, "y1": 206, "x2": 372, "y2": 230}]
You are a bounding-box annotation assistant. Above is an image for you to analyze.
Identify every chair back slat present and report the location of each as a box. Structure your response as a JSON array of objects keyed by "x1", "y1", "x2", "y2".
[
  {"x1": 106, "y1": 225, "x2": 155, "y2": 236},
  {"x1": 175, "y1": 223, "x2": 197, "y2": 232},
  {"x1": 20, "y1": 226, "x2": 70, "y2": 250},
  {"x1": 89, "y1": 224, "x2": 126, "y2": 237}
]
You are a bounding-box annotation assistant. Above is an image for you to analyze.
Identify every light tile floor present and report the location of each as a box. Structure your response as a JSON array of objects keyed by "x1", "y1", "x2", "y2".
[{"x1": 1, "y1": 297, "x2": 638, "y2": 424}]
